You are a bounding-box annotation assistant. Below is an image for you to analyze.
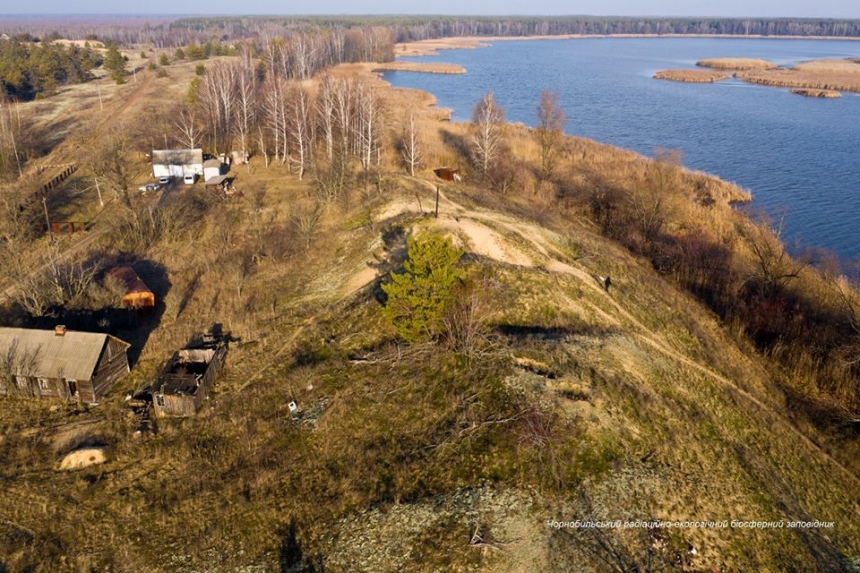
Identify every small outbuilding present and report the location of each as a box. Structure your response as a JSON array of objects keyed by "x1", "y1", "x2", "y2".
[
  {"x1": 203, "y1": 158, "x2": 225, "y2": 182},
  {"x1": 0, "y1": 326, "x2": 130, "y2": 404},
  {"x1": 106, "y1": 266, "x2": 155, "y2": 310},
  {"x1": 151, "y1": 148, "x2": 204, "y2": 179},
  {"x1": 434, "y1": 167, "x2": 461, "y2": 182}
]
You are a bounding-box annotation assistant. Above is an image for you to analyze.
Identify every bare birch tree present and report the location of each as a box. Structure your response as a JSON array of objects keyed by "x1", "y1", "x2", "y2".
[
  {"x1": 286, "y1": 82, "x2": 313, "y2": 180},
  {"x1": 174, "y1": 105, "x2": 203, "y2": 149},
  {"x1": 260, "y1": 76, "x2": 286, "y2": 164},
  {"x1": 401, "y1": 108, "x2": 422, "y2": 176},
  {"x1": 233, "y1": 52, "x2": 258, "y2": 170},
  {"x1": 355, "y1": 80, "x2": 383, "y2": 171},
  {"x1": 198, "y1": 61, "x2": 238, "y2": 156},
  {"x1": 471, "y1": 91, "x2": 505, "y2": 179},
  {"x1": 317, "y1": 74, "x2": 337, "y2": 162}
]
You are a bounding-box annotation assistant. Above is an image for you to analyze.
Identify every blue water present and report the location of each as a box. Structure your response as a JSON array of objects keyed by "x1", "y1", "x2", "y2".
[{"x1": 384, "y1": 38, "x2": 860, "y2": 261}]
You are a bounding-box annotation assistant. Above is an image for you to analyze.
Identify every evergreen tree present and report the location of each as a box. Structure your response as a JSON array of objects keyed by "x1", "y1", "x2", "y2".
[
  {"x1": 103, "y1": 45, "x2": 127, "y2": 84},
  {"x1": 382, "y1": 234, "x2": 464, "y2": 343}
]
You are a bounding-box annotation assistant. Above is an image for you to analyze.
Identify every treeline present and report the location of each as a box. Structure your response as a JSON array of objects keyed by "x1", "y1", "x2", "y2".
[
  {"x1": 386, "y1": 16, "x2": 860, "y2": 41},
  {"x1": 168, "y1": 16, "x2": 860, "y2": 42},
  {"x1": 0, "y1": 37, "x2": 102, "y2": 101},
  {"x1": 4, "y1": 16, "x2": 860, "y2": 49}
]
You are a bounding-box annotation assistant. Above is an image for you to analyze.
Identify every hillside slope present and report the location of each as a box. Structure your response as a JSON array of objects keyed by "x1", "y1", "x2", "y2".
[{"x1": 1, "y1": 57, "x2": 859, "y2": 573}]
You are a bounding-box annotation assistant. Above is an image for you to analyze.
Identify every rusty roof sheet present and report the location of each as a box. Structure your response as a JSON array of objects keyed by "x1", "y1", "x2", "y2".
[
  {"x1": 0, "y1": 328, "x2": 127, "y2": 381},
  {"x1": 106, "y1": 266, "x2": 153, "y2": 296}
]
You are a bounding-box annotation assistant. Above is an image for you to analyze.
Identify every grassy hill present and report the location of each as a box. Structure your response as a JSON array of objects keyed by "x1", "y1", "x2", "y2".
[{"x1": 0, "y1": 52, "x2": 859, "y2": 573}]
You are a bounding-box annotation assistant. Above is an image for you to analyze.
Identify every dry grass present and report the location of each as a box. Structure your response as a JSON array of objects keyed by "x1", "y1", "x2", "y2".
[
  {"x1": 732, "y1": 58, "x2": 860, "y2": 93},
  {"x1": 395, "y1": 37, "x2": 492, "y2": 57},
  {"x1": 654, "y1": 69, "x2": 730, "y2": 83},
  {"x1": 790, "y1": 88, "x2": 842, "y2": 98},
  {"x1": 2, "y1": 45, "x2": 860, "y2": 573},
  {"x1": 697, "y1": 57, "x2": 777, "y2": 70},
  {"x1": 373, "y1": 61, "x2": 466, "y2": 74},
  {"x1": 737, "y1": 68, "x2": 860, "y2": 93}
]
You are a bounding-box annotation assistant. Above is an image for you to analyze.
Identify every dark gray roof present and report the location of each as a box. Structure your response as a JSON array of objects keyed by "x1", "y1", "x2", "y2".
[
  {"x1": 0, "y1": 328, "x2": 127, "y2": 381},
  {"x1": 151, "y1": 149, "x2": 203, "y2": 166}
]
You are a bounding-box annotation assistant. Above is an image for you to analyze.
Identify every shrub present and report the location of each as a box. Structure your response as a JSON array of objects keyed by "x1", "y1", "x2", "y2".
[{"x1": 382, "y1": 234, "x2": 464, "y2": 343}]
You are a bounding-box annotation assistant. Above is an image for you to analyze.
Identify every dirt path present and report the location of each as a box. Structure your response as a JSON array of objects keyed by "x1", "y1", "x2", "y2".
[{"x1": 357, "y1": 177, "x2": 860, "y2": 488}]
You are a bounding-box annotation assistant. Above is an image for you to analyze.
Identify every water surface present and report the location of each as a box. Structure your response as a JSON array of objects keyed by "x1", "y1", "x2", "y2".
[{"x1": 384, "y1": 38, "x2": 860, "y2": 260}]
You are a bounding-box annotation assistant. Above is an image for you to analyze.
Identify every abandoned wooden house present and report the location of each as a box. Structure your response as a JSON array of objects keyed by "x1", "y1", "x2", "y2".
[
  {"x1": 151, "y1": 331, "x2": 228, "y2": 417},
  {"x1": 106, "y1": 266, "x2": 156, "y2": 310},
  {"x1": 151, "y1": 148, "x2": 204, "y2": 179},
  {"x1": 0, "y1": 326, "x2": 130, "y2": 403}
]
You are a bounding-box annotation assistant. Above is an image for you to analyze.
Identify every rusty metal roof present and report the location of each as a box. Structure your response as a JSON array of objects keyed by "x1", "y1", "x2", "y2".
[
  {"x1": 106, "y1": 266, "x2": 153, "y2": 296},
  {"x1": 0, "y1": 328, "x2": 127, "y2": 381}
]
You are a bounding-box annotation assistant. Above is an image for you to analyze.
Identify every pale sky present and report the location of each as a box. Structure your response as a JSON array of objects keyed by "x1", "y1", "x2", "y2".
[{"x1": 2, "y1": 0, "x2": 860, "y2": 18}]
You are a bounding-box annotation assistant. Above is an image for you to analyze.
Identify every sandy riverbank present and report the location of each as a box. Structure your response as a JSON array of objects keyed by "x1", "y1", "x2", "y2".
[{"x1": 397, "y1": 33, "x2": 860, "y2": 56}]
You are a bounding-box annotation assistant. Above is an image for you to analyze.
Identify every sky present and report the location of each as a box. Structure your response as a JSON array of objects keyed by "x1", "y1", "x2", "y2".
[{"x1": 2, "y1": 0, "x2": 860, "y2": 18}]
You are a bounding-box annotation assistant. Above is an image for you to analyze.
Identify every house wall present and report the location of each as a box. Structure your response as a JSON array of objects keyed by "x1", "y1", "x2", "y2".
[
  {"x1": 152, "y1": 163, "x2": 204, "y2": 178},
  {"x1": 153, "y1": 391, "x2": 201, "y2": 417},
  {"x1": 87, "y1": 338, "x2": 130, "y2": 403},
  {"x1": 203, "y1": 166, "x2": 221, "y2": 181},
  {"x1": 0, "y1": 376, "x2": 71, "y2": 399}
]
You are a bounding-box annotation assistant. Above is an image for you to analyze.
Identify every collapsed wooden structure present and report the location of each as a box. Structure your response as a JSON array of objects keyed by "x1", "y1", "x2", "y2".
[{"x1": 151, "y1": 331, "x2": 228, "y2": 417}]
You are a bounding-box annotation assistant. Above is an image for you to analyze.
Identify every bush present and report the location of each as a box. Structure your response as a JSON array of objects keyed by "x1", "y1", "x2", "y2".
[{"x1": 382, "y1": 234, "x2": 464, "y2": 343}]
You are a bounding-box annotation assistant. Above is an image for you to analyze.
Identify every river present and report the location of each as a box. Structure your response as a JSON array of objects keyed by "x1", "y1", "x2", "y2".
[{"x1": 383, "y1": 37, "x2": 860, "y2": 261}]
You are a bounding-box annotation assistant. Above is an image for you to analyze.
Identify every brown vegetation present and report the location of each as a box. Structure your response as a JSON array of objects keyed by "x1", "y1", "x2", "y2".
[
  {"x1": 697, "y1": 57, "x2": 778, "y2": 70},
  {"x1": 791, "y1": 88, "x2": 842, "y2": 98},
  {"x1": 1, "y1": 31, "x2": 860, "y2": 573},
  {"x1": 737, "y1": 67, "x2": 860, "y2": 93},
  {"x1": 372, "y1": 61, "x2": 466, "y2": 74},
  {"x1": 653, "y1": 69, "x2": 730, "y2": 83}
]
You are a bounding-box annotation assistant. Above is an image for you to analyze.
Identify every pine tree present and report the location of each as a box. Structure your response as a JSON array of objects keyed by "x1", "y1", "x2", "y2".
[
  {"x1": 382, "y1": 234, "x2": 464, "y2": 343},
  {"x1": 103, "y1": 46, "x2": 127, "y2": 85}
]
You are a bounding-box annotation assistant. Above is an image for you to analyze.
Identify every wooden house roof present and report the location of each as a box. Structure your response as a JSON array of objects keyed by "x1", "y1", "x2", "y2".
[{"x1": 0, "y1": 327, "x2": 129, "y2": 382}]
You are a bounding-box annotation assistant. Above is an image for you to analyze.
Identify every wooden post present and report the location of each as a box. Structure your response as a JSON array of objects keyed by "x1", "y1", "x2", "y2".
[
  {"x1": 435, "y1": 186, "x2": 440, "y2": 219},
  {"x1": 42, "y1": 196, "x2": 53, "y2": 242}
]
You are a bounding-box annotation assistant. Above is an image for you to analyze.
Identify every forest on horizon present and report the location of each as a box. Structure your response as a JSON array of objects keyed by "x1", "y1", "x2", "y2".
[{"x1": 2, "y1": 15, "x2": 860, "y2": 48}]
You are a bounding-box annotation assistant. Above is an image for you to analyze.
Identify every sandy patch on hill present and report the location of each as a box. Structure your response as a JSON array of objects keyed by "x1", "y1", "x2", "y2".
[{"x1": 58, "y1": 447, "x2": 107, "y2": 470}]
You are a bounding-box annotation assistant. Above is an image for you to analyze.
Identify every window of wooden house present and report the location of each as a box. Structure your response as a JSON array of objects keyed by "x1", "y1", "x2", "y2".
[
  {"x1": 38, "y1": 378, "x2": 50, "y2": 390},
  {"x1": 156, "y1": 394, "x2": 165, "y2": 407}
]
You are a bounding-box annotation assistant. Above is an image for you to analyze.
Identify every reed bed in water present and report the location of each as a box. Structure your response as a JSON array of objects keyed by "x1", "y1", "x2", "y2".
[{"x1": 654, "y1": 69, "x2": 730, "y2": 82}]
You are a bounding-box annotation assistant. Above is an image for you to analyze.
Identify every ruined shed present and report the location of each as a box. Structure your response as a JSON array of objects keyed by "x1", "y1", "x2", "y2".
[
  {"x1": 0, "y1": 326, "x2": 130, "y2": 403},
  {"x1": 106, "y1": 266, "x2": 155, "y2": 310},
  {"x1": 152, "y1": 332, "x2": 228, "y2": 417}
]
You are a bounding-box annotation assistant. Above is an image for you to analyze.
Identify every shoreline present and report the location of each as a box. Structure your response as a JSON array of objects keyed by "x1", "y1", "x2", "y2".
[{"x1": 397, "y1": 33, "x2": 860, "y2": 56}]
